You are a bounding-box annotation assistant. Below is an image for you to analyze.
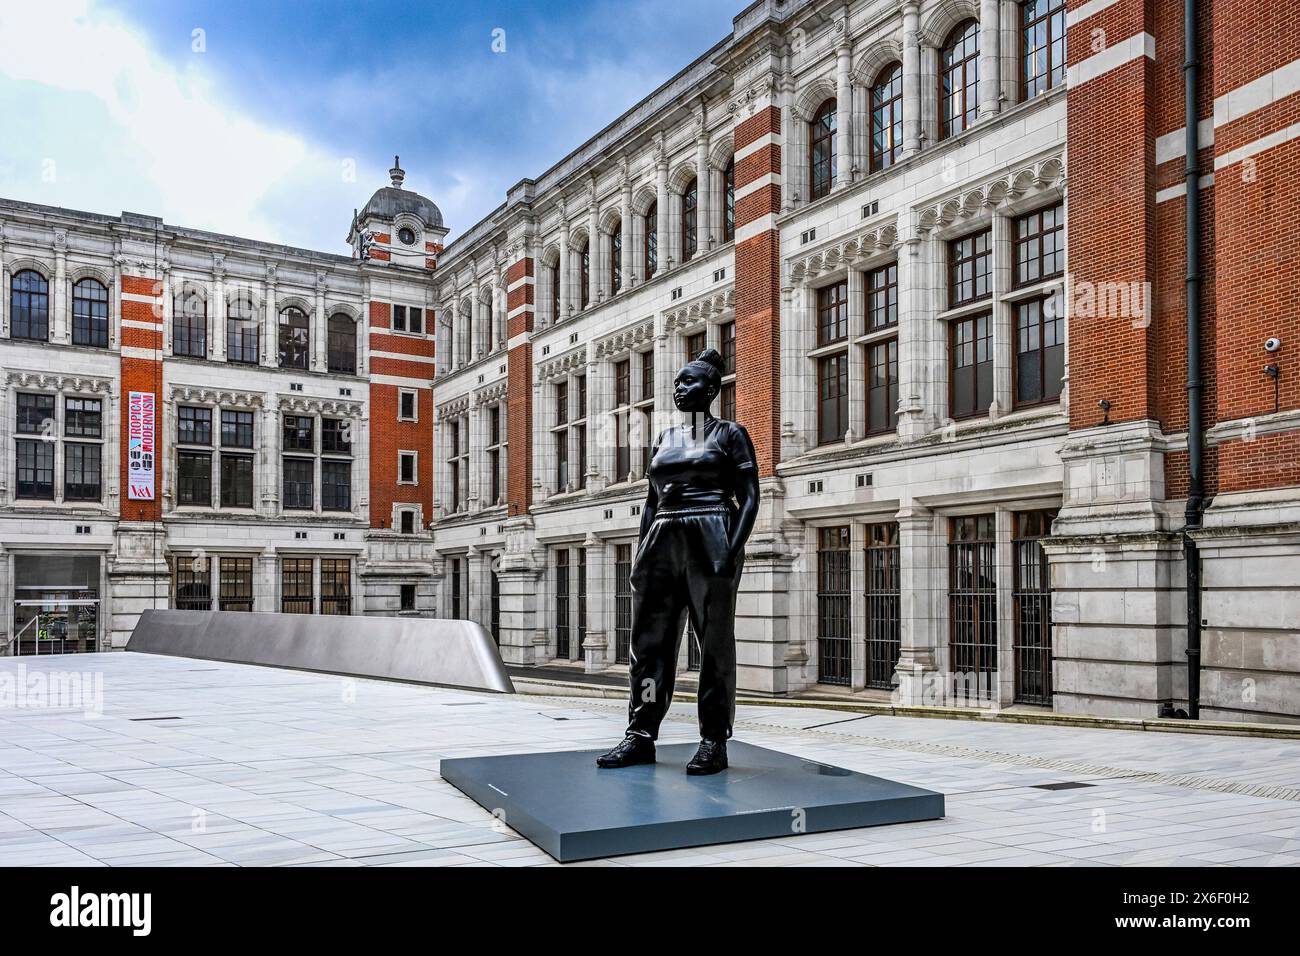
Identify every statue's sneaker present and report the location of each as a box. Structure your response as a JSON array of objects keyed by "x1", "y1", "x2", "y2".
[{"x1": 595, "y1": 734, "x2": 656, "y2": 768}]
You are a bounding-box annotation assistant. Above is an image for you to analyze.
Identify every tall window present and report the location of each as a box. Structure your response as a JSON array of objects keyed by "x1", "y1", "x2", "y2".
[
  {"x1": 282, "y1": 414, "x2": 314, "y2": 510},
  {"x1": 644, "y1": 201, "x2": 658, "y2": 277},
  {"x1": 580, "y1": 239, "x2": 590, "y2": 309},
  {"x1": 722, "y1": 159, "x2": 735, "y2": 242},
  {"x1": 610, "y1": 221, "x2": 622, "y2": 294},
  {"x1": 1013, "y1": 510, "x2": 1056, "y2": 704},
  {"x1": 614, "y1": 543, "x2": 632, "y2": 664},
  {"x1": 681, "y1": 177, "x2": 698, "y2": 262},
  {"x1": 278, "y1": 307, "x2": 310, "y2": 369},
  {"x1": 941, "y1": 21, "x2": 980, "y2": 139},
  {"x1": 549, "y1": 260, "x2": 561, "y2": 321},
  {"x1": 72, "y1": 278, "x2": 109, "y2": 348},
  {"x1": 574, "y1": 377, "x2": 587, "y2": 490},
  {"x1": 868, "y1": 262, "x2": 898, "y2": 331},
  {"x1": 949, "y1": 229, "x2": 992, "y2": 307},
  {"x1": 613, "y1": 359, "x2": 632, "y2": 481},
  {"x1": 220, "y1": 410, "x2": 255, "y2": 508},
  {"x1": 227, "y1": 293, "x2": 258, "y2": 364},
  {"x1": 554, "y1": 380, "x2": 570, "y2": 491},
  {"x1": 15, "y1": 394, "x2": 55, "y2": 499},
  {"x1": 281, "y1": 558, "x2": 314, "y2": 614},
  {"x1": 720, "y1": 321, "x2": 737, "y2": 420},
  {"x1": 871, "y1": 63, "x2": 904, "y2": 172},
  {"x1": 816, "y1": 280, "x2": 849, "y2": 446},
  {"x1": 635, "y1": 351, "x2": 654, "y2": 475},
  {"x1": 219, "y1": 557, "x2": 254, "y2": 611},
  {"x1": 685, "y1": 330, "x2": 706, "y2": 364},
  {"x1": 321, "y1": 418, "x2": 352, "y2": 511},
  {"x1": 867, "y1": 339, "x2": 899, "y2": 435},
  {"x1": 950, "y1": 314, "x2": 993, "y2": 420},
  {"x1": 64, "y1": 397, "x2": 103, "y2": 502},
  {"x1": 1014, "y1": 206, "x2": 1065, "y2": 406},
  {"x1": 487, "y1": 404, "x2": 506, "y2": 505},
  {"x1": 949, "y1": 515, "x2": 998, "y2": 696},
  {"x1": 447, "y1": 417, "x2": 468, "y2": 512},
  {"x1": 810, "y1": 98, "x2": 837, "y2": 200},
  {"x1": 1014, "y1": 205, "x2": 1065, "y2": 287},
  {"x1": 864, "y1": 522, "x2": 902, "y2": 689},
  {"x1": 175, "y1": 557, "x2": 212, "y2": 611},
  {"x1": 1022, "y1": 0, "x2": 1066, "y2": 98},
  {"x1": 11, "y1": 270, "x2": 49, "y2": 341},
  {"x1": 173, "y1": 284, "x2": 207, "y2": 358},
  {"x1": 555, "y1": 549, "x2": 571, "y2": 659},
  {"x1": 327, "y1": 313, "x2": 356, "y2": 374},
  {"x1": 321, "y1": 559, "x2": 352, "y2": 615},
  {"x1": 817, "y1": 526, "x2": 851, "y2": 686},
  {"x1": 176, "y1": 406, "x2": 213, "y2": 506}
]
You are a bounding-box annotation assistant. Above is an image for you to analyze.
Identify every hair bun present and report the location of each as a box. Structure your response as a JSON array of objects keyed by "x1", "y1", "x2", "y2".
[{"x1": 694, "y1": 348, "x2": 725, "y2": 374}]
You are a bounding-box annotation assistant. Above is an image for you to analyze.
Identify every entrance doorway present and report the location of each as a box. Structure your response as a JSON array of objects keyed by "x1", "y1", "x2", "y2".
[{"x1": 8, "y1": 554, "x2": 101, "y2": 655}]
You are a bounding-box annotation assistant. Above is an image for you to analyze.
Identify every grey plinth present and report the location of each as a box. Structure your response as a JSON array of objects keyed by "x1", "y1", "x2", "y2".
[
  {"x1": 440, "y1": 741, "x2": 944, "y2": 862},
  {"x1": 126, "y1": 609, "x2": 513, "y2": 694}
]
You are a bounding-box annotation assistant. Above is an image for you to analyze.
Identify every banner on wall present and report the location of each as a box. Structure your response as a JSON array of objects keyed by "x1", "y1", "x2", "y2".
[{"x1": 127, "y1": 391, "x2": 156, "y2": 501}]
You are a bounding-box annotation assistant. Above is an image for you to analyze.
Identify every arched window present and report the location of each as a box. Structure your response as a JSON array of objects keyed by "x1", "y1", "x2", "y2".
[
  {"x1": 681, "y1": 177, "x2": 698, "y2": 262},
  {"x1": 871, "y1": 63, "x2": 904, "y2": 172},
  {"x1": 941, "y1": 20, "x2": 980, "y2": 139},
  {"x1": 173, "y1": 284, "x2": 207, "y2": 358},
  {"x1": 71, "y1": 278, "x2": 109, "y2": 348},
  {"x1": 1022, "y1": 0, "x2": 1066, "y2": 98},
  {"x1": 549, "y1": 260, "x2": 561, "y2": 321},
  {"x1": 722, "y1": 159, "x2": 735, "y2": 242},
  {"x1": 327, "y1": 313, "x2": 356, "y2": 374},
  {"x1": 579, "y1": 239, "x2": 590, "y2": 310},
  {"x1": 644, "y1": 201, "x2": 658, "y2": 277},
  {"x1": 610, "y1": 221, "x2": 622, "y2": 294},
  {"x1": 227, "y1": 293, "x2": 258, "y2": 364},
  {"x1": 10, "y1": 270, "x2": 49, "y2": 341},
  {"x1": 809, "y1": 98, "x2": 837, "y2": 200},
  {"x1": 278, "y1": 306, "x2": 310, "y2": 369}
]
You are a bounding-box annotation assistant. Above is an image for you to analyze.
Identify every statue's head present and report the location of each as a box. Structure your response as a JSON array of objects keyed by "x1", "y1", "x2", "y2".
[{"x1": 673, "y1": 348, "x2": 726, "y2": 413}]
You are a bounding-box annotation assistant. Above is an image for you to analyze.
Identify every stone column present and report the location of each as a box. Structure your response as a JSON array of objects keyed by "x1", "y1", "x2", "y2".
[
  {"x1": 258, "y1": 549, "x2": 278, "y2": 614},
  {"x1": 109, "y1": 252, "x2": 122, "y2": 348},
  {"x1": 781, "y1": 282, "x2": 815, "y2": 458},
  {"x1": 582, "y1": 534, "x2": 609, "y2": 672},
  {"x1": 313, "y1": 272, "x2": 327, "y2": 371},
  {"x1": 695, "y1": 129, "x2": 711, "y2": 250},
  {"x1": 620, "y1": 174, "x2": 634, "y2": 288},
  {"x1": 585, "y1": 356, "x2": 607, "y2": 492},
  {"x1": 558, "y1": 223, "x2": 571, "y2": 319},
  {"x1": 897, "y1": 217, "x2": 944, "y2": 440},
  {"x1": 655, "y1": 151, "x2": 671, "y2": 274},
  {"x1": 468, "y1": 545, "x2": 488, "y2": 629},
  {"x1": 990, "y1": 212, "x2": 1014, "y2": 417},
  {"x1": 587, "y1": 192, "x2": 601, "y2": 306},
  {"x1": 836, "y1": 32, "x2": 854, "y2": 186},
  {"x1": 901, "y1": 1, "x2": 922, "y2": 156},
  {"x1": 260, "y1": 402, "x2": 279, "y2": 516},
  {"x1": 893, "y1": 504, "x2": 943, "y2": 705},
  {"x1": 53, "y1": 233, "x2": 68, "y2": 342},
  {"x1": 846, "y1": 267, "x2": 865, "y2": 441},
  {"x1": 468, "y1": 400, "x2": 483, "y2": 511},
  {"x1": 496, "y1": 524, "x2": 541, "y2": 666},
  {"x1": 261, "y1": 272, "x2": 278, "y2": 368},
  {"x1": 211, "y1": 266, "x2": 225, "y2": 360},
  {"x1": 0, "y1": 231, "x2": 8, "y2": 337},
  {"x1": 978, "y1": 0, "x2": 1002, "y2": 118}
]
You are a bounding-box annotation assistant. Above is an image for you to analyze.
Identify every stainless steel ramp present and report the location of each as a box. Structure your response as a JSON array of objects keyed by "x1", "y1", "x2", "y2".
[{"x1": 127, "y1": 609, "x2": 513, "y2": 694}]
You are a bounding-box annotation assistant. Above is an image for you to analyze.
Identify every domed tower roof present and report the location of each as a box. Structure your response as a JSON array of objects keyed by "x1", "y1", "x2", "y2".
[{"x1": 360, "y1": 156, "x2": 443, "y2": 230}]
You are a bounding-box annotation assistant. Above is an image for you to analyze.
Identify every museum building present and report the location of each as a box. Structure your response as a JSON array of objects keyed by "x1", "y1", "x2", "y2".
[{"x1": 2, "y1": 0, "x2": 1298, "y2": 723}]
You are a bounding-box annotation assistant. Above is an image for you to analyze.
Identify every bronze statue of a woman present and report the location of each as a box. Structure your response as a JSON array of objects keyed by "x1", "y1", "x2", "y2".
[{"x1": 596, "y1": 348, "x2": 760, "y2": 775}]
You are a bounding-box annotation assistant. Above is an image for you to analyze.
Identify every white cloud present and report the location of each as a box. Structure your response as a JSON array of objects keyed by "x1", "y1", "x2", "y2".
[{"x1": 0, "y1": 0, "x2": 382, "y2": 251}]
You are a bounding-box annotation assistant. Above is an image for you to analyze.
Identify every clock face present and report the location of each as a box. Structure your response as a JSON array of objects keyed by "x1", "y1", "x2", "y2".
[{"x1": 398, "y1": 227, "x2": 416, "y2": 246}]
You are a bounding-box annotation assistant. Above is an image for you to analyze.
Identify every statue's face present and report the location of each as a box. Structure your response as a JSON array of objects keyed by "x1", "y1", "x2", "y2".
[{"x1": 673, "y1": 365, "x2": 719, "y2": 412}]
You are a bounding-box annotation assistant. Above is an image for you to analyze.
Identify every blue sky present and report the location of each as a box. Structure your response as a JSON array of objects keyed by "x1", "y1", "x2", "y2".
[{"x1": 0, "y1": 0, "x2": 739, "y2": 253}]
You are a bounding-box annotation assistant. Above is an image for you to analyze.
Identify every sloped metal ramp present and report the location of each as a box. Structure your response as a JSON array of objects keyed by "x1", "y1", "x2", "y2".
[{"x1": 127, "y1": 609, "x2": 513, "y2": 694}]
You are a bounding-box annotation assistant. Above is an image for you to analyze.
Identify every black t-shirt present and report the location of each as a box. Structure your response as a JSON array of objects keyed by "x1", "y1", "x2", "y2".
[{"x1": 646, "y1": 417, "x2": 758, "y2": 508}]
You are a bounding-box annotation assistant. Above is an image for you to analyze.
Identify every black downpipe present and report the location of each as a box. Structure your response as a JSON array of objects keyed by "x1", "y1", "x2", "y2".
[{"x1": 1182, "y1": 0, "x2": 1203, "y2": 720}]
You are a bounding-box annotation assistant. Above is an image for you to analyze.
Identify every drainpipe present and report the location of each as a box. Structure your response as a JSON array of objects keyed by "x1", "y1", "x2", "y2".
[{"x1": 1182, "y1": 0, "x2": 1204, "y2": 720}]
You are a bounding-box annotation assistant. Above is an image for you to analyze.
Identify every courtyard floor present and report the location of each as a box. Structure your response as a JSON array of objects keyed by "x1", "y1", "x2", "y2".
[{"x1": 1, "y1": 652, "x2": 1298, "y2": 867}]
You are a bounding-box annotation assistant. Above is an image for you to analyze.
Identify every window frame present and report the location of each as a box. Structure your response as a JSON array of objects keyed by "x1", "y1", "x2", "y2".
[
  {"x1": 809, "y1": 98, "x2": 838, "y2": 200},
  {"x1": 870, "y1": 63, "x2": 904, "y2": 173},
  {"x1": 940, "y1": 20, "x2": 981, "y2": 140},
  {"x1": 71, "y1": 278, "x2": 110, "y2": 348}
]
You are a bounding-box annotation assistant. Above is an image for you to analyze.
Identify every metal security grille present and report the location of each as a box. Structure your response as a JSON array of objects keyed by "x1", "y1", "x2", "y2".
[
  {"x1": 686, "y1": 620, "x2": 700, "y2": 671},
  {"x1": 949, "y1": 515, "x2": 997, "y2": 698},
  {"x1": 615, "y1": 544, "x2": 632, "y2": 664},
  {"x1": 817, "y1": 526, "x2": 852, "y2": 686},
  {"x1": 576, "y1": 548, "x2": 587, "y2": 658},
  {"x1": 175, "y1": 557, "x2": 211, "y2": 611},
  {"x1": 1013, "y1": 510, "x2": 1057, "y2": 705},
  {"x1": 218, "y1": 557, "x2": 253, "y2": 611},
  {"x1": 864, "y1": 522, "x2": 901, "y2": 689},
  {"x1": 320, "y1": 559, "x2": 351, "y2": 616},
  {"x1": 489, "y1": 570, "x2": 500, "y2": 645},
  {"x1": 555, "y1": 550, "x2": 571, "y2": 659},
  {"x1": 281, "y1": 558, "x2": 313, "y2": 614}
]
